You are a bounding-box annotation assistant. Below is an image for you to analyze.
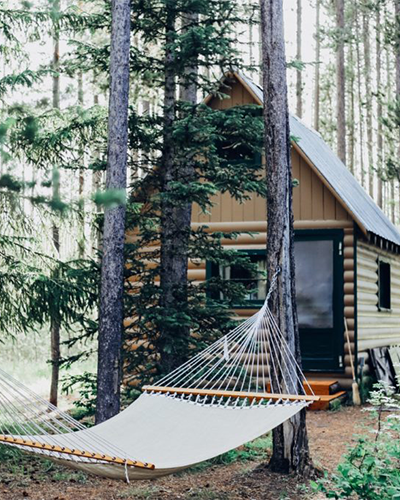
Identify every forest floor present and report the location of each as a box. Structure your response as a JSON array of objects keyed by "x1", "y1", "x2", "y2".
[{"x1": 0, "y1": 406, "x2": 371, "y2": 500}]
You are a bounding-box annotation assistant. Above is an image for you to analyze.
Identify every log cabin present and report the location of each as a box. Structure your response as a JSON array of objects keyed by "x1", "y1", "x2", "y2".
[{"x1": 128, "y1": 72, "x2": 400, "y2": 407}]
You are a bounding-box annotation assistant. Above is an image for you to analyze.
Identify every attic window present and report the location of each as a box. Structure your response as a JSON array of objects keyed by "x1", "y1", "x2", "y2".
[
  {"x1": 217, "y1": 141, "x2": 261, "y2": 167},
  {"x1": 378, "y1": 259, "x2": 391, "y2": 311}
]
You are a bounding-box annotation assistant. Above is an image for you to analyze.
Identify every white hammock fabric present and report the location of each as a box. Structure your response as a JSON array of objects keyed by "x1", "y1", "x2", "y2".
[{"x1": 0, "y1": 288, "x2": 318, "y2": 481}]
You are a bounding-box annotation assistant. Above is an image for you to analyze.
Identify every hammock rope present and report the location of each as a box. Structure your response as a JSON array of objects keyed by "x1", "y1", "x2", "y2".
[{"x1": 0, "y1": 268, "x2": 319, "y2": 480}]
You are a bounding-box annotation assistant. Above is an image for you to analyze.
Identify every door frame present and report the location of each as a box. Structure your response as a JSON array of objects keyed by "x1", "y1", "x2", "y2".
[{"x1": 294, "y1": 229, "x2": 345, "y2": 372}]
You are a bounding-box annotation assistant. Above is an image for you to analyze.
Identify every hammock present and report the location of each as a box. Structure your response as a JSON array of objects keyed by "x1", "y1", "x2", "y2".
[{"x1": 0, "y1": 279, "x2": 319, "y2": 481}]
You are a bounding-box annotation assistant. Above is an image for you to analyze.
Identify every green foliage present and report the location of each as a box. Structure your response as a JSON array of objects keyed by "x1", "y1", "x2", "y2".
[
  {"x1": 0, "y1": 0, "x2": 106, "y2": 353},
  {"x1": 0, "y1": 245, "x2": 99, "y2": 336},
  {"x1": 120, "y1": 0, "x2": 266, "y2": 387},
  {"x1": 0, "y1": 442, "x2": 88, "y2": 484},
  {"x1": 62, "y1": 371, "x2": 98, "y2": 420},
  {"x1": 0, "y1": 69, "x2": 54, "y2": 97},
  {"x1": 0, "y1": 0, "x2": 266, "y2": 405},
  {"x1": 314, "y1": 382, "x2": 400, "y2": 499}
]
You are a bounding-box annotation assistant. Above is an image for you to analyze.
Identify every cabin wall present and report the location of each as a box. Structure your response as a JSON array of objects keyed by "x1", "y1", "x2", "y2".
[
  {"x1": 192, "y1": 150, "x2": 352, "y2": 224},
  {"x1": 194, "y1": 80, "x2": 351, "y2": 225},
  {"x1": 357, "y1": 241, "x2": 400, "y2": 352},
  {"x1": 127, "y1": 77, "x2": 359, "y2": 387},
  {"x1": 187, "y1": 220, "x2": 356, "y2": 389}
]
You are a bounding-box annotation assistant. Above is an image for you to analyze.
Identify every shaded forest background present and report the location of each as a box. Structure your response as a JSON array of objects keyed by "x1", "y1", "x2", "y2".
[{"x1": 1, "y1": 0, "x2": 400, "y2": 406}]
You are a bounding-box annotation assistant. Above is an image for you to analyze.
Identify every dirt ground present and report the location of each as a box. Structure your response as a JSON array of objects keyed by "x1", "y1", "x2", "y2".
[{"x1": 0, "y1": 406, "x2": 371, "y2": 500}]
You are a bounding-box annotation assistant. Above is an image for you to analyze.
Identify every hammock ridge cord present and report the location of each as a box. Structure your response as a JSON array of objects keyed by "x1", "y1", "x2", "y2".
[{"x1": 152, "y1": 267, "x2": 314, "y2": 401}]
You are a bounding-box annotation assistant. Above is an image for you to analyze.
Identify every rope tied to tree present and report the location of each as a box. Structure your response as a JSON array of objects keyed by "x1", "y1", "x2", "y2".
[{"x1": 265, "y1": 266, "x2": 281, "y2": 304}]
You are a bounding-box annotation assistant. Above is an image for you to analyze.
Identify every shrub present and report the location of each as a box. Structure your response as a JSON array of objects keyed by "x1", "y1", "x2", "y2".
[{"x1": 313, "y1": 382, "x2": 400, "y2": 499}]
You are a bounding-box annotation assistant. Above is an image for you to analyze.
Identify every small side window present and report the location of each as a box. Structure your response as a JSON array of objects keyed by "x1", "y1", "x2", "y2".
[{"x1": 378, "y1": 259, "x2": 391, "y2": 310}]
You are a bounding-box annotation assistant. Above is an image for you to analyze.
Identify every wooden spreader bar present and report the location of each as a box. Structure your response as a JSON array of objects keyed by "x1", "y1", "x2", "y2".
[
  {"x1": 0, "y1": 435, "x2": 155, "y2": 470},
  {"x1": 142, "y1": 385, "x2": 320, "y2": 403}
]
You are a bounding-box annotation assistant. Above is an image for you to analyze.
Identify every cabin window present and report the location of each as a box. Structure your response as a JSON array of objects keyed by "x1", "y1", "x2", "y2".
[
  {"x1": 208, "y1": 240, "x2": 336, "y2": 317},
  {"x1": 216, "y1": 139, "x2": 262, "y2": 170},
  {"x1": 208, "y1": 252, "x2": 266, "y2": 305},
  {"x1": 378, "y1": 259, "x2": 391, "y2": 310}
]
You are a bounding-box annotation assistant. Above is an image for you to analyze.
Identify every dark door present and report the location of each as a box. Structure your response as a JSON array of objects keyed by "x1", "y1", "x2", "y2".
[{"x1": 294, "y1": 230, "x2": 344, "y2": 371}]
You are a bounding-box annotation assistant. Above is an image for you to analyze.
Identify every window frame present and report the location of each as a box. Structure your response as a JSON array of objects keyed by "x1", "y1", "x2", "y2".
[
  {"x1": 205, "y1": 249, "x2": 267, "y2": 309},
  {"x1": 377, "y1": 257, "x2": 391, "y2": 312}
]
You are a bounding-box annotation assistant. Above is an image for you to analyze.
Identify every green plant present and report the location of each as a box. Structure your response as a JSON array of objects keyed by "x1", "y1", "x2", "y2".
[
  {"x1": 358, "y1": 375, "x2": 375, "y2": 404},
  {"x1": 313, "y1": 382, "x2": 400, "y2": 499},
  {"x1": 52, "y1": 470, "x2": 87, "y2": 483},
  {"x1": 329, "y1": 397, "x2": 344, "y2": 412}
]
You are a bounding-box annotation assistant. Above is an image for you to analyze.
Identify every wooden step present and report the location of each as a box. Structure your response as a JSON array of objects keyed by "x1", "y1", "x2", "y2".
[
  {"x1": 308, "y1": 391, "x2": 347, "y2": 411},
  {"x1": 303, "y1": 379, "x2": 341, "y2": 396}
]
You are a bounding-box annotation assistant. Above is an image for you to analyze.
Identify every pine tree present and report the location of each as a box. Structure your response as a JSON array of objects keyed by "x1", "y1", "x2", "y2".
[
  {"x1": 314, "y1": 0, "x2": 321, "y2": 131},
  {"x1": 296, "y1": 0, "x2": 303, "y2": 118},
  {"x1": 124, "y1": 0, "x2": 265, "y2": 386},
  {"x1": 336, "y1": 0, "x2": 346, "y2": 164},
  {"x1": 362, "y1": 2, "x2": 374, "y2": 198},
  {"x1": 50, "y1": 0, "x2": 62, "y2": 408},
  {"x1": 376, "y1": 3, "x2": 384, "y2": 209},
  {"x1": 346, "y1": 1, "x2": 356, "y2": 175},
  {"x1": 260, "y1": 0, "x2": 312, "y2": 476},
  {"x1": 96, "y1": 0, "x2": 131, "y2": 424},
  {"x1": 355, "y1": 0, "x2": 366, "y2": 188}
]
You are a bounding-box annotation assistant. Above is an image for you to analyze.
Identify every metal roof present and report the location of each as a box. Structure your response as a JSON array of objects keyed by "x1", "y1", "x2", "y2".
[{"x1": 236, "y1": 72, "x2": 400, "y2": 246}]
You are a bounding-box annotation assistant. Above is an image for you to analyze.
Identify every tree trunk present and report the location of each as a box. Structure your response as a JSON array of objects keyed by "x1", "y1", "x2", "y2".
[
  {"x1": 92, "y1": 76, "x2": 103, "y2": 256},
  {"x1": 376, "y1": 7, "x2": 383, "y2": 209},
  {"x1": 355, "y1": 4, "x2": 365, "y2": 188},
  {"x1": 96, "y1": 0, "x2": 131, "y2": 424},
  {"x1": 346, "y1": 3, "x2": 356, "y2": 175},
  {"x1": 336, "y1": 0, "x2": 346, "y2": 164},
  {"x1": 50, "y1": 0, "x2": 61, "y2": 408},
  {"x1": 159, "y1": 6, "x2": 198, "y2": 374},
  {"x1": 248, "y1": 0, "x2": 254, "y2": 70},
  {"x1": 395, "y1": 0, "x2": 400, "y2": 221},
  {"x1": 260, "y1": 0, "x2": 312, "y2": 476},
  {"x1": 363, "y1": 8, "x2": 374, "y2": 198},
  {"x1": 296, "y1": 0, "x2": 302, "y2": 118},
  {"x1": 391, "y1": 181, "x2": 395, "y2": 223},
  {"x1": 78, "y1": 71, "x2": 85, "y2": 258},
  {"x1": 314, "y1": 0, "x2": 321, "y2": 131},
  {"x1": 258, "y1": 14, "x2": 263, "y2": 87},
  {"x1": 396, "y1": 0, "x2": 400, "y2": 111}
]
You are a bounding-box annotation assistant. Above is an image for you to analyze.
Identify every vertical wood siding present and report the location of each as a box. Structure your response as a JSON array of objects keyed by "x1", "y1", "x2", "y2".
[{"x1": 192, "y1": 80, "x2": 351, "y2": 224}]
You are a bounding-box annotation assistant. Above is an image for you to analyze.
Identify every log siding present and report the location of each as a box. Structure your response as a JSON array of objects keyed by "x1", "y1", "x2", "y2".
[{"x1": 357, "y1": 241, "x2": 400, "y2": 352}]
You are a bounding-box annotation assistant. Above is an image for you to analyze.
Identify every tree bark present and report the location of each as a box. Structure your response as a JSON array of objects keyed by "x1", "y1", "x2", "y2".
[
  {"x1": 396, "y1": 0, "x2": 400, "y2": 109},
  {"x1": 376, "y1": 7, "x2": 383, "y2": 209},
  {"x1": 336, "y1": 0, "x2": 346, "y2": 164},
  {"x1": 50, "y1": 0, "x2": 61, "y2": 408},
  {"x1": 248, "y1": 0, "x2": 254, "y2": 69},
  {"x1": 314, "y1": 0, "x2": 320, "y2": 131},
  {"x1": 159, "y1": 5, "x2": 198, "y2": 373},
  {"x1": 362, "y1": 8, "x2": 374, "y2": 198},
  {"x1": 78, "y1": 71, "x2": 85, "y2": 258},
  {"x1": 260, "y1": 0, "x2": 312, "y2": 476},
  {"x1": 355, "y1": 3, "x2": 365, "y2": 188},
  {"x1": 258, "y1": 14, "x2": 263, "y2": 87},
  {"x1": 296, "y1": 0, "x2": 302, "y2": 118},
  {"x1": 347, "y1": 3, "x2": 355, "y2": 175},
  {"x1": 395, "y1": 0, "x2": 400, "y2": 222},
  {"x1": 96, "y1": 0, "x2": 131, "y2": 424},
  {"x1": 91, "y1": 76, "x2": 103, "y2": 256}
]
